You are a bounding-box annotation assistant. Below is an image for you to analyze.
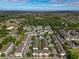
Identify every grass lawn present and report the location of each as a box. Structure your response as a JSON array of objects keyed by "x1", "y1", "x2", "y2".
[{"x1": 68, "y1": 48, "x2": 79, "y2": 59}]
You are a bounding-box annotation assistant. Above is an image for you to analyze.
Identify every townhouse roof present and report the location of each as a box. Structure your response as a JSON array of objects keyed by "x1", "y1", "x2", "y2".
[
  {"x1": 33, "y1": 49, "x2": 49, "y2": 53},
  {"x1": 2, "y1": 42, "x2": 14, "y2": 52},
  {"x1": 15, "y1": 43, "x2": 24, "y2": 53},
  {"x1": 59, "y1": 29, "x2": 69, "y2": 39},
  {"x1": 70, "y1": 30, "x2": 79, "y2": 36},
  {"x1": 45, "y1": 26, "x2": 51, "y2": 30},
  {"x1": 53, "y1": 35, "x2": 66, "y2": 55}
]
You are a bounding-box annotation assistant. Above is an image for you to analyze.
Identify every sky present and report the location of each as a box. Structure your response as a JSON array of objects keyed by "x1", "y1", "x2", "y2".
[{"x1": 0, "y1": 0, "x2": 79, "y2": 11}]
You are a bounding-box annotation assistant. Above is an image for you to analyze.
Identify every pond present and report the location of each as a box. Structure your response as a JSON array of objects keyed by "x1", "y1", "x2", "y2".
[{"x1": 0, "y1": 0, "x2": 79, "y2": 11}]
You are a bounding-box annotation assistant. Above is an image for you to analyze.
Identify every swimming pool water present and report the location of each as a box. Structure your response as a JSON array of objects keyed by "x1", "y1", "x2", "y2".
[{"x1": 0, "y1": 0, "x2": 79, "y2": 11}]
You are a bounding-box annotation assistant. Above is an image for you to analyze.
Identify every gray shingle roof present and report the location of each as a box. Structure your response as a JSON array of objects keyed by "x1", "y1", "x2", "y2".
[
  {"x1": 52, "y1": 35, "x2": 66, "y2": 55},
  {"x1": 33, "y1": 49, "x2": 49, "y2": 53},
  {"x1": 15, "y1": 43, "x2": 24, "y2": 53},
  {"x1": 59, "y1": 30, "x2": 69, "y2": 39},
  {"x1": 2, "y1": 42, "x2": 14, "y2": 52}
]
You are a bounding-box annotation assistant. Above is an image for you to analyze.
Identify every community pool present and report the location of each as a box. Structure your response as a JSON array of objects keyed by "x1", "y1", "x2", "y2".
[{"x1": 0, "y1": 0, "x2": 79, "y2": 11}]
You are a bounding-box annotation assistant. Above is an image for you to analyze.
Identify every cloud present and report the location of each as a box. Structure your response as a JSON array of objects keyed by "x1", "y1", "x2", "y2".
[
  {"x1": 67, "y1": 2, "x2": 79, "y2": 6},
  {"x1": 50, "y1": 0, "x2": 62, "y2": 4}
]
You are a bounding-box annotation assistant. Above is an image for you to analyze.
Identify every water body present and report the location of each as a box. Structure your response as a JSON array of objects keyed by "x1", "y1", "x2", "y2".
[{"x1": 0, "y1": 0, "x2": 79, "y2": 11}]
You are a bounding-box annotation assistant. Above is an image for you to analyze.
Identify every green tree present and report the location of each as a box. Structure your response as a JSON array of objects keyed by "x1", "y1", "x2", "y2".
[{"x1": 1, "y1": 53, "x2": 5, "y2": 57}]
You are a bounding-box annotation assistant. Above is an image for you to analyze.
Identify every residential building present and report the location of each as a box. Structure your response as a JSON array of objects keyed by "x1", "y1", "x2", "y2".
[
  {"x1": 14, "y1": 43, "x2": 24, "y2": 57},
  {"x1": 59, "y1": 30, "x2": 70, "y2": 40},
  {"x1": 69, "y1": 30, "x2": 79, "y2": 41},
  {"x1": 44, "y1": 26, "x2": 53, "y2": 34},
  {"x1": 52, "y1": 35, "x2": 66, "y2": 56},
  {"x1": 33, "y1": 49, "x2": 49, "y2": 57},
  {"x1": 1, "y1": 42, "x2": 14, "y2": 56}
]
